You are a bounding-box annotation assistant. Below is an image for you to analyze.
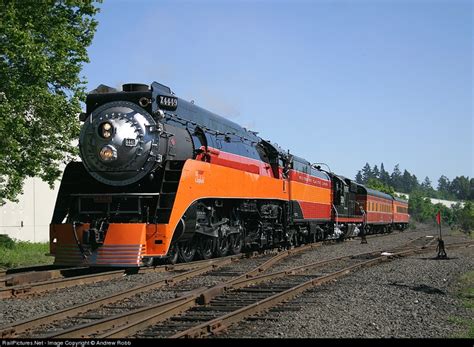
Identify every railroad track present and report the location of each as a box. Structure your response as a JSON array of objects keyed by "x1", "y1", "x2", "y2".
[
  {"x1": 0, "y1": 229, "x2": 403, "y2": 299},
  {"x1": 0, "y1": 250, "x2": 276, "y2": 299},
  {"x1": 0, "y1": 243, "x2": 320, "y2": 338},
  {"x1": 0, "y1": 266, "x2": 111, "y2": 288},
  {"x1": 136, "y1": 239, "x2": 474, "y2": 339},
  {"x1": 5, "y1": 233, "x2": 470, "y2": 339}
]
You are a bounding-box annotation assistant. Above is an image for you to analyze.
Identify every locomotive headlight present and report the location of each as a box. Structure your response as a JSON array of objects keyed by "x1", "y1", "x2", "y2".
[
  {"x1": 99, "y1": 145, "x2": 117, "y2": 161},
  {"x1": 99, "y1": 122, "x2": 113, "y2": 139}
]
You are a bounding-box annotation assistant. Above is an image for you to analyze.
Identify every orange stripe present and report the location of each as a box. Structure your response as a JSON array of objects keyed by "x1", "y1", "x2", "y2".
[
  {"x1": 150, "y1": 159, "x2": 289, "y2": 256},
  {"x1": 289, "y1": 181, "x2": 331, "y2": 205}
]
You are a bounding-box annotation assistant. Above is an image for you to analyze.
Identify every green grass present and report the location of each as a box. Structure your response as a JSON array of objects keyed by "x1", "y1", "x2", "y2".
[
  {"x1": 450, "y1": 270, "x2": 474, "y2": 338},
  {"x1": 447, "y1": 227, "x2": 473, "y2": 239},
  {"x1": 0, "y1": 241, "x2": 53, "y2": 269}
]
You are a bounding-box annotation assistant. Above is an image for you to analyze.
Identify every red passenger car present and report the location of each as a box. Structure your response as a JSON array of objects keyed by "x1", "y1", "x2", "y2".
[
  {"x1": 392, "y1": 197, "x2": 409, "y2": 230},
  {"x1": 356, "y1": 187, "x2": 394, "y2": 234}
]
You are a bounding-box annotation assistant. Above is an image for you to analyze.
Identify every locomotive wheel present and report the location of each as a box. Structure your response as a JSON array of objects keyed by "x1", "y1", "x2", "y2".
[
  {"x1": 178, "y1": 240, "x2": 196, "y2": 263},
  {"x1": 229, "y1": 233, "x2": 242, "y2": 255},
  {"x1": 166, "y1": 243, "x2": 179, "y2": 265},
  {"x1": 197, "y1": 236, "x2": 214, "y2": 260},
  {"x1": 214, "y1": 236, "x2": 229, "y2": 257}
]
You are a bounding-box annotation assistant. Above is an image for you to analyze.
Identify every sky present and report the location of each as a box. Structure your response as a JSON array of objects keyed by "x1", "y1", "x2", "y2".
[{"x1": 82, "y1": 0, "x2": 473, "y2": 186}]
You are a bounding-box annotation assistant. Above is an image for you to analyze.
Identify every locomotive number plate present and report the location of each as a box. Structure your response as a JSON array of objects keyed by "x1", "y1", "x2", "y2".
[{"x1": 158, "y1": 95, "x2": 178, "y2": 110}]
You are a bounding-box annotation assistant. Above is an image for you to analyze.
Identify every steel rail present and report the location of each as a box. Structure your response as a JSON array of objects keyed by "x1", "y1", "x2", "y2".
[
  {"x1": 0, "y1": 225, "x2": 404, "y2": 296},
  {"x1": 37, "y1": 243, "x2": 321, "y2": 338},
  {"x1": 1, "y1": 229, "x2": 446, "y2": 338},
  {"x1": 105, "y1": 240, "x2": 474, "y2": 339},
  {"x1": 0, "y1": 266, "x2": 102, "y2": 288},
  {"x1": 0, "y1": 256, "x2": 247, "y2": 289},
  {"x1": 99, "y1": 240, "x2": 445, "y2": 338},
  {"x1": 0, "y1": 250, "x2": 270, "y2": 299},
  {"x1": 0, "y1": 256, "x2": 240, "y2": 338},
  {"x1": 171, "y1": 255, "x2": 396, "y2": 338},
  {"x1": 1, "y1": 243, "x2": 314, "y2": 338}
]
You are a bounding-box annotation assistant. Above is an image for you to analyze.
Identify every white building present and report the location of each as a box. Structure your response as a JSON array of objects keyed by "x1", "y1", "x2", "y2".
[
  {"x1": 395, "y1": 192, "x2": 464, "y2": 208},
  {"x1": 0, "y1": 177, "x2": 60, "y2": 242}
]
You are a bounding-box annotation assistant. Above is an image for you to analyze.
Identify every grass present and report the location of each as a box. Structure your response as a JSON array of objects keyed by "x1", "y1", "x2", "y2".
[
  {"x1": 0, "y1": 241, "x2": 54, "y2": 269},
  {"x1": 450, "y1": 270, "x2": 474, "y2": 338},
  {"x1": 447, "y1": 225, "x2": 473, "y2": 239}
]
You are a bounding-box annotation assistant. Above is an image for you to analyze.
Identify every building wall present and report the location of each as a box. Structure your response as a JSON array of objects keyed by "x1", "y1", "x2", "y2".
[{"x1": 0, "y1": 177, "x2": 60, "y2": 242}]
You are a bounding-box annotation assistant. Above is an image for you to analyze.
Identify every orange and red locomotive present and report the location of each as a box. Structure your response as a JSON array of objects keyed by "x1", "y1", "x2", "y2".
[{"x1": 49, "y1": 81, "x2": 409, "y2": 267}]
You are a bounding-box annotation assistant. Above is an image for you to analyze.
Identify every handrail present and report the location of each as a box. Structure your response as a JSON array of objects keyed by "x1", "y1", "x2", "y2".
[{"x1": 332, "y1": 204, "x2": 339, "y2": 228}]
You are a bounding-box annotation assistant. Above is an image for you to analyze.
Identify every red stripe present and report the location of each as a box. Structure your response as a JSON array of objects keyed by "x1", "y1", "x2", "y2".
[
  {"x1": 299, "y1": 201, "x2": 331, "y2": 219},
  {"x1": 196, "y1": 146, "x2": 274, "y2": 177}
]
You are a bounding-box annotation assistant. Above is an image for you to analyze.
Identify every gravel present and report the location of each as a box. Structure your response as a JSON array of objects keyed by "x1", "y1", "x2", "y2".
[
  {"x1": 1, "y1": 225, "x2": 472, "y2": 338},
  {"x1": 216, "y1": 233, "x2": 473, "y2": 338},
  {"x1": 0, "y1": 253, "x2": 275, "y2": 330}
]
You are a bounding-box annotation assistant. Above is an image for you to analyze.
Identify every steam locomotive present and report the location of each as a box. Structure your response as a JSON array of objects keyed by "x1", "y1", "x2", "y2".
[{"x1": 49, "y1": 81, "x2": 409, "y2": 267}]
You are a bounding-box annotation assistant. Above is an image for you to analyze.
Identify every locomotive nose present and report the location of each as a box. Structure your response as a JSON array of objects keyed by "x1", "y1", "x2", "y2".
[{"x1": 79, "y1": 101, "x2": 163, "y2": 186}]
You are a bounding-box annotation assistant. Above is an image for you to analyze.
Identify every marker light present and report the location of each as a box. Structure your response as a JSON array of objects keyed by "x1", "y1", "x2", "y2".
[{"x1": 100, "y1": 122, "x2": 113, "y2": 139}]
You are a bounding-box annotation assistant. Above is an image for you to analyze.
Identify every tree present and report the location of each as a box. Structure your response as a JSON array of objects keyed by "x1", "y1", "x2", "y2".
[
  {"x1": 0, "y1": 1, "x2": 99, "y2": 204},
  {"x1": 437, "y1": 175, "x2": 450, "y2": 192},
  {"x1": 456, "y1": 202, "x2": 474, "y2": 233},
  {"x1": 401, "y1": 169, "x2": 413, "y2": 193},
  {"x1": 411, "y1": 173, "x2": 420, "y2": 192},
  {"x1": 437, "y1": 175, "x2": 452, "y2": 199},
  {"x1": 372, "y1": 165, "x2": 380, "y2": 179},
  {"x1": 408, "y1": 191, "x2": 435, "y2": 223},
  {"x1": 470, "y1": 178, "x2": 474, "y2": 201},
  {"x1": 450, "y1": 176, "x2": 470, "y2": 200},
  {"x1": 379, "y1": 162, "x2": 390, "y2": 185},
  {"x1": 420, "y1": 176, "x2": 437, "y2": 197},
  {"x1": 421, "y1": 176, "x2": 432, "y2": 190},
  {"x1": 361, "y1": 163, "x2": 372, "y2": 184},
  {"x1": 391, "y1": 164, "x2": 402, "y2": 191},
  {"x1": 355, "y1": 170, "x2": 363, "y2": 184},
  {"x1": 366, "y1": 178, "x2": 394, "y2": 195}
]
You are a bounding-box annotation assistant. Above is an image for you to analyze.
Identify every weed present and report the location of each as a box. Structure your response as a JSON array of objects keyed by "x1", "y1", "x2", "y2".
[{"x1": 0, "y1": 240, "x2": 53, "y2": 268}]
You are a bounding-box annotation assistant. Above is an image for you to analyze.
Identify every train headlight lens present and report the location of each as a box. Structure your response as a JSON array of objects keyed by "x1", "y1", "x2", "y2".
[
  {"x1": 99, "y1": 145, "x2": 117, "y2": 161},
  {"x1": 100, "y1": 122, "x2": 113, "y2": 139}
]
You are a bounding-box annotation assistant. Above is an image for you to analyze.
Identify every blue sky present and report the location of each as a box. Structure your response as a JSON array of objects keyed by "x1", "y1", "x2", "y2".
[{"x1": 82, "y1": 0, "x2": 473, "y2": 186}]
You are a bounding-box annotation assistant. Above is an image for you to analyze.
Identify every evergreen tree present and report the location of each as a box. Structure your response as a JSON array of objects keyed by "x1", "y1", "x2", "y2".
[
  {"x1": 411, "y1": 173, "x2": 420, "y2": 191},
  {"x1": 361, "y1": 163, "x2": 372, "y2": 184},
  {"x1": 421, "y1": 176, "x2": 432, "y2": 190},
  {"x1": 355, "y1": 171, "x2": 363, "y2": 184},
  {"x1": 437, "y1": 175, "x2": 450, "y2": 191},
  {"x1": 379, "y1": 163, "x2": 390, "y2": 185},
  {"x1": 391, "y1": 164, "x2": 402, "y2": 191},
  {"x1": 402, "y1": 170, "x2": 412, "y2": 192},
  {"x1": 450, "y1": 176, "x2": 470, "y2": 200},
  {"x1": 372, "y1": 165, "x2": 380, "y2": 179},
  {"x1": 470, "y1": 178, "x2": 474, "y2": 201}
]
